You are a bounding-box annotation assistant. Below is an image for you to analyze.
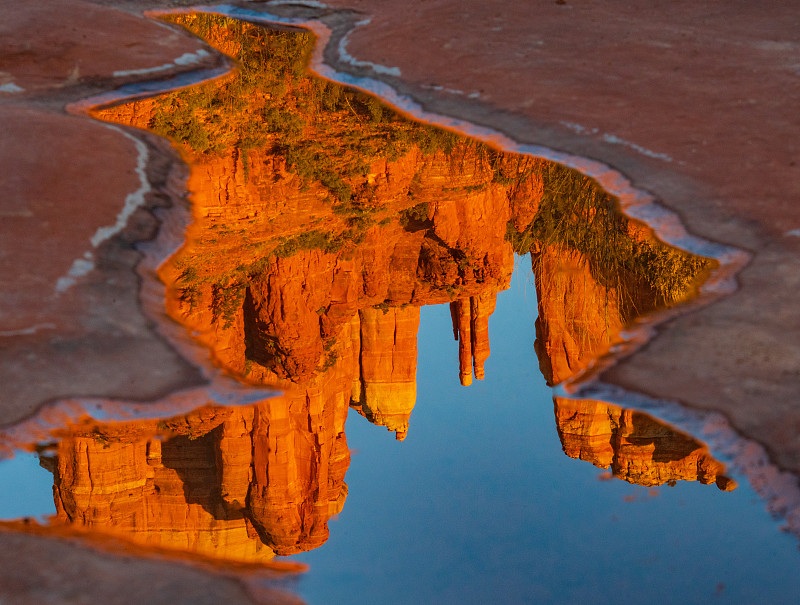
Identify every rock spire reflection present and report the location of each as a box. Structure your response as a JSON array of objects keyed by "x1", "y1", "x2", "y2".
[
  {"x1": 554, "y1": 398, "x2": 736, "y2": 490},
  {"x1": 31, "y1": 10, "x2": 735, "y2": 565}
]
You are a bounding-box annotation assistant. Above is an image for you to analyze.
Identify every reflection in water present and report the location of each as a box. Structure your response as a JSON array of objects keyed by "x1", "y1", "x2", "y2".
[
  {"x1": 554, "y1": 398, "x2": 736, "y2": 490},
  {"x1": 36, "y1": 400, "x2": 347, "y2": 562},
  {"x1": 8, "y1": 12, "x2": 735, "y2": 567}
]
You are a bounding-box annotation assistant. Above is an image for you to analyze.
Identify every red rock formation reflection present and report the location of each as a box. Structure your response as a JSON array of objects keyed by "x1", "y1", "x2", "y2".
[
  {"x1": 554, "y1": 398, "x2": 736, "y2": 490},
  {"x1": 533, "y1": 246, "x2": 624, "y2": 385},
  {"x1": 41, "y1": 398, "x2": 348, "y2": 561},
  {"x1": 352, "y1": 307, "x2": 420, "y2": 440},
  {"x1": 79, "y1": 12, "x2": 732, "y2": 565},
  {"x1": 450, "y1": 293, "x2": 497, "y2": 385},
  {"x1": 94, "y1": 15, "x2": 523, "y2": 413}
]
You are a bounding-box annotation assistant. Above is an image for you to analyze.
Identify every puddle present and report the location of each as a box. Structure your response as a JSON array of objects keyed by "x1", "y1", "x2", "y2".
[{"x1": 2, "y1": 11, "x2": 798, "y2": 604}]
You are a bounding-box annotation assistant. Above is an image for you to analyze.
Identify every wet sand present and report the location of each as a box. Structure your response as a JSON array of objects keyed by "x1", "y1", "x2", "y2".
[{"x1": 1, "y1": 0, "x2": 798, "y2": 602}]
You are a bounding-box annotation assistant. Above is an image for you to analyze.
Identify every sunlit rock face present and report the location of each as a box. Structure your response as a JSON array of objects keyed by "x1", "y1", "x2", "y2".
[
  {"x1": 45, "y1": 398, "x2": 349, "y2": 560},
  {"x1": 97, "y1": 13, "x2": 713, "y2": 422},
  {"x1": 47, "y1": 408, "x2": 273, "y2": 563},
  {"x1": 532, "y1": 246, "x2": 624, "y2": 385},
  {"x1": 351, "y1": 307, "x2": 420, "y2": 441},
  {"x1": 449, "y1": 292, "x2": 497, "y2": 385},
  {"x1": 248, "y1": 395, "x2": 350, "y2": 555},
  {"x1": 554, "y1": 398, "x2": 736, "y2": 490},
  {"x1": 94, "y1": 14, "x2": 533, "y2": 431}
]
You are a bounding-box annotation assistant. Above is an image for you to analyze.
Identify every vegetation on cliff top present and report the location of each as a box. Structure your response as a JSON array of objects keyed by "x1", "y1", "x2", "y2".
[
  {"x1": 152, "y1": 13, "x2": 459, "y2": 202},
  {"x1": 505, "y1": 162, "x2": 713, "y2": 313}
]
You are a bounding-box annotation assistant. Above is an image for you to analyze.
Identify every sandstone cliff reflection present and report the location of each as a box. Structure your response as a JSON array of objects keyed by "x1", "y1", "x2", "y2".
[
  {"x1": 38, "y1": 399, "x2": 347, "y2": 563},
  {"x1": 44, "y1": 11, "x2": 736, "y2": 563},
  {"x1": 555, "y1": 398, "x2": 736, "y2": 490}
]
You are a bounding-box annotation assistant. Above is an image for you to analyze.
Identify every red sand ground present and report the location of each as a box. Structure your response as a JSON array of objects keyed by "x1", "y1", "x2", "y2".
[{"x1": 1, "y1": 0, "x2": 798, "y2": 602}]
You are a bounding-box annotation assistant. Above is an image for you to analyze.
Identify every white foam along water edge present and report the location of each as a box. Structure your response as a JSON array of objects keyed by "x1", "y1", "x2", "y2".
[
  {"x1": 66, "y1": 65, "x2": 233, "y2": 116},
  {"x1": 56, "y1": 47, "x2": 231, "y2": 295},
  {"x1": 53, "y1": 124, "x2": 153, "y2": 294},
  {"x1": 60, "y1": 21, "x2": 294, "y2": 413},
  {"x1": 53, "y1": 2, "x2": 795, "y2": 544},
  {"x1": 112, "y1": 49, "x2": 212, "y2": 78}
]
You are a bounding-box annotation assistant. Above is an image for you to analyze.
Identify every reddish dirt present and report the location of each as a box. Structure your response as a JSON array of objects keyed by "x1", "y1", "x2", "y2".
[{"x1": 0, "y1": 0, "x2": 216, "y2": 92}]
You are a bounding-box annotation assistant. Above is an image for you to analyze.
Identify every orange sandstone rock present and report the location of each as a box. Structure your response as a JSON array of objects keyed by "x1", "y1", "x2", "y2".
[
  {"x1": 248, "y1": 394, "x2": 350, "y2": 555},
  {"x1": 533, "y1": 246, "x2": 625, "y2": 385},
  {"x1": 353, "y1": 306, "x2": 420, "y2": 440},
  {"x1": 50, "y1": 414, "x2": 276, "y2": 564},
  {"x1": 449, "y1": 291, "x2": 499, "y2": 384},
  {"x1": 554, "y1": 398, "x2": 734, "y2": 489}
]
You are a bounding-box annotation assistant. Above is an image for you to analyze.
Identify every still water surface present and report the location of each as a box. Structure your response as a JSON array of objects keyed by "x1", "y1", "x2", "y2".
[
  {"x1": 1, "y1": 263, "x2": 798, "y2": 603},
  {"x1": 291, "y1": 266, "x2": 800, "y2": 604},
  {"x1": 0, "y1": 11, "x2": 797, "y2": 604}
]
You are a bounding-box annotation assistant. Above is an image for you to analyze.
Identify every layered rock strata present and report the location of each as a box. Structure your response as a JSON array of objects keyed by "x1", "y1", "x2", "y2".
[
  {"x1": 554, "y1": 398, "x2": 736, "y2": 490},
  {"x1": 46, "y1": 397, "x2": 349, "y2": 559}
]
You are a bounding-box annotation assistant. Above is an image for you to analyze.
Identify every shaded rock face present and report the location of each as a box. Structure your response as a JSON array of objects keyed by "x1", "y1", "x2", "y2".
[
  {"x1": 554, "y1": 398, "x2": 736, "y2": 490},
  {"x1": 533, "y1": 246, "x2": 625, "y2": 386}
]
